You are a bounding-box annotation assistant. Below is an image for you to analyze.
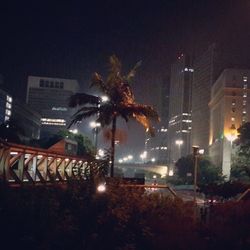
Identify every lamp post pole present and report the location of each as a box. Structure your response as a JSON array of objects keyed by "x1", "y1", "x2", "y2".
[{"x1": 192, "y1": 146, "x2": 199, "y2": 205}]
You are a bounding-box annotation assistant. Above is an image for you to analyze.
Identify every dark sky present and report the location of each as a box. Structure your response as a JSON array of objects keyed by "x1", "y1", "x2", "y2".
[{"x1": 1, "y1": 0, "x2": 250, "y2": 159}]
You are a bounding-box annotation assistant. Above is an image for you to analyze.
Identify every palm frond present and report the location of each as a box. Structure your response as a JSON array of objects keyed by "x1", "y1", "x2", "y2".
[
  {"x1": 68, "y1": 109, "x2": 99, "y2": 128},
  {"x1": 68, "y1": 93, "x2": 100, "y2": 107},
  {"x1": 90, "y1": 72, "x2": 108, "y2": 93},
  {"x1": 97, "y1": 104, "x2": 115, "y2": 126},
  {"x1": 119, "y1": 104, "x2": 160, "y2": 121},
  {"x1": 73, "y1": 106, "x2": 99, "y2": 117},
  {"x1": 126, "y1": 60, "x2": 142, "y2": 82},
  {"x1": 134, "y1": 115, "x2": 155, "y2": 137}
]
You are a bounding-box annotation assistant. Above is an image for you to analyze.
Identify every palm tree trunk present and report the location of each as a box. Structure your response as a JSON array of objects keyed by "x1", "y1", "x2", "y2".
[{"x1": 110, "y1": 116, "x2": 116, "y2": 177}]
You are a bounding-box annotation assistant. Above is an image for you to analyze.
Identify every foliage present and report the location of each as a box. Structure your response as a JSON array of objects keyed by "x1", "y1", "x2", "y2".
[
  {"x1": 58, "y1": 130, "x2": 95, "y2": 156},
  {"x1": 231, "y1": 122, "x2": 250, "y2": 183},
  {"x1": 1, "y1": 180, "x2": 250, "y2": 250},
  {"x1": 175, "y1": 155, "x2": 224, "y2": 185},
  {"x1": 199, "y1": 181, "x2": 249, "y2": 199},
  {"x1": 205, "y1": 201, "x2": 250, "y2": 249},
  {"x1": 68, "y1": 55, "x2": 159, "y2": 176},
  {"x1": 31, "y1": 130, "x2": 95, "y2": 157}
]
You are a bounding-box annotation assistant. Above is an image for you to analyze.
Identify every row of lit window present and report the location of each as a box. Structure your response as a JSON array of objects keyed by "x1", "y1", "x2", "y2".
[
  {"x1": 39, "y1": 79, "x2": 64, "y2": 89},
  {"x1": 41, "y1": 118, "x2": 66, "y2": 123},
  {"x1": 5, "y1": 95, "x2": 12, "y2": 121},
  {"x1": 183, "y1": 68, "x2": 194, "y2": 73},
  {"x1": 151, "y1": 147, "x2": 167, "y2": 150},
  {"x1": 42, "y1": 122, "x2": 66, "y2": 126},
  {"x1": 176, "y1": 129, "x2": 191, "y2": 133},
  {"x1": 41, "y1": 118, "x2": 66, "y2": 126}
]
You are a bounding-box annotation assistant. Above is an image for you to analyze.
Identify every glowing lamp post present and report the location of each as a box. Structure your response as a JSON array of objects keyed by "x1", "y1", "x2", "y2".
[
  {"x1": 90, "y1": 121, "x2": 101, "y2": 154},
  {"x1": 175, "y1": 139, "x2": 183, "y2": 160}
]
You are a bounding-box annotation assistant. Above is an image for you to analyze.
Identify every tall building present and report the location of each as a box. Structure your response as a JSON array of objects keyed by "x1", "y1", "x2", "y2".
[
  {"x1": 26, "y1": 76, "x2": 79, "y2": 136},
  {"x1": 209, "y1": 69, "x2": 250, "y2": 178},
  {"x1": 191, "y1": 44, "x2": 222, "y2": 152},
  {"x1": 146, "y1": 77, "x2": 169, "y2": 163},
  {"x1": 168, "y1": 54, "x2": 193, "y2": 165}
]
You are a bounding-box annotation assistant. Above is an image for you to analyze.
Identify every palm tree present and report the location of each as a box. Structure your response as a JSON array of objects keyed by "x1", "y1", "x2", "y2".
[{"x1": 68, "y1": 55, "x2": 159, "y2": 177}]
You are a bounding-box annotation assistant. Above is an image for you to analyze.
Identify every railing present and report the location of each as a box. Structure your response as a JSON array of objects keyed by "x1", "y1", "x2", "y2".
[{"x1": 0, "y1": 140, "x2": 95, "y2": 185}]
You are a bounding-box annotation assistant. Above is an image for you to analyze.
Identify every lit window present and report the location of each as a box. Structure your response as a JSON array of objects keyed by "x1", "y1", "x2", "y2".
[
  {"x1": 243, "y1": 93, "x2": 247, "y2": 98},
  {"x1": 4, "y1": 116, "x2": 10, "y2": 121},
  {"x1": 41, "y1": 118, "x2": 66, "y2": 126},
  {"x1": 5, "y1": 110, "x2": 11, "y2": 116},
  {"x1": 243, "y1": 76, "x2": 248, "y2": 82},
  {"x1": 6, "y1": 102, "x2": 11, "y2": 109},
  {"x1": 243, "y1": 109, "x2": 247, "y2": 114},
  {"x1": 243, "y1": 100, "x2": 247, "y2": 106},
  {"x1": 7, "y1": 96, "x2": 12, "y2": 103},
  {"x1": 243, "y1": 84, "x2": 247, "y2": 89}
]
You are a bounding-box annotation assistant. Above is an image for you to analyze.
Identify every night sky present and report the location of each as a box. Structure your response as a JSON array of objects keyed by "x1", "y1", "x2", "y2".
[{"x1": 1, "y1": 0, "x2": 250, "y2": 159}]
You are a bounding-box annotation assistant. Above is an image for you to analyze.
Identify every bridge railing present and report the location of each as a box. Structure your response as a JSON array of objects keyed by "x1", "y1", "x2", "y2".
[{"x1": 0, "y1": 141, "x2": 95, "y2": 185}]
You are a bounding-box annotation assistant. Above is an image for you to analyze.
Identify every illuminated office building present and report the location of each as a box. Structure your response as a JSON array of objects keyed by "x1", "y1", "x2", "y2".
[{"x1": 26, "y1": 76, "x2": 79, "y2": 136}]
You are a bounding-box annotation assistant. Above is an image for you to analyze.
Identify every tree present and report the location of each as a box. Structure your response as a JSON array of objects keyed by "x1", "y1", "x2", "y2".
[
  {"x1": 31, "y1": 130, "x2": 95, "y2": 157},
  {"x1": 175, "y1": 155, "x2": 223, "y2": 185},
  {"x1": 231, "y1": 122, "x2": 250, "y2": 183},
  {"x1": 68, "y1": 55, "x2": 159, "y2": 177}
]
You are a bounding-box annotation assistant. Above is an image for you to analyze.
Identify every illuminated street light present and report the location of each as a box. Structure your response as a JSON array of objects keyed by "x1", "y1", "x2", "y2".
[
  {"x1": 175, "y1": 139, "x2": 183, "y2": 146},
  {"x1": 127, "y1": 155, "x2": 133, "y2": 160},
  {"x1": 90, "y1": 121, "x2": 101, "y2": 128},
  {"x1": 101, "y1": 95, "x2": 109, "y2": 102},
  {"x1": 69, "y1": 128, "x2": 78, "y2": 134},
  {"x1": 151, "y1": 158, "x2": 156, "y2": 162},
  {"x1": 140, "y1": 151, "x2": 147, "y2": 162},
  {"x1": 97, "y1": 183, "x2": 106, "y2": 193},
  {"x1": 98, "y1": 149, "x2": 105, "y2": 157},
  {"x1": 169, "y1": 170, "x2": 174, "y2": 176}
]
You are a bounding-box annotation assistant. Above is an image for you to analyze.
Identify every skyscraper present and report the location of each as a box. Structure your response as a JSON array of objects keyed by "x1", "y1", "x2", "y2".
[
  {"x1": 146, "y1": 76, "x2": 169, "y2": 163},
  {"x1": 191, "y1": 44, "x2": 223, "y2": 152},
  {"x1": 209, "y1": 69, "x2": 250, "y2": 178},
  {"x1": 26, "y1": 76, "x2": 79, "y2": 136},
  {"x1": 168, "y1": 54, "x2": 193, "y2": 165}
]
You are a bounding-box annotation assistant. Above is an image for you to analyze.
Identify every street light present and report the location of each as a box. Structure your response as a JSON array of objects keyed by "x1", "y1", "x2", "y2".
[
  {"x1": 101, "y1": 95, "x2": 109, "y2": 103},
  {"x1": 192, "y1": 145, "x2": 199, "y2": 204}
]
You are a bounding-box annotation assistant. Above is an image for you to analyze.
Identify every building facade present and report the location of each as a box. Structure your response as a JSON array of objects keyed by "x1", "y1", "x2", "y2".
[
  {"x1": 191, "y1": 44, "x2": 223, "y2": 153},
  {"x1": 12, "y1": 99, "x2": 41, "y2": 141},
  {"x1": 168, "y1": 55, "x2": 193, "y2": 165},
  {"x1": 146, "y1": 77, "x2": 170, "y2": 163},
  {"x1": 0, "y1": 89, "x2": 12, "y2": 124},
  {"x1": 26, "y1": 76, "x2": 79, "y2": 136},
  {"x1": 209, "y1": 69, "x2": 250, "y2": 178}
]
